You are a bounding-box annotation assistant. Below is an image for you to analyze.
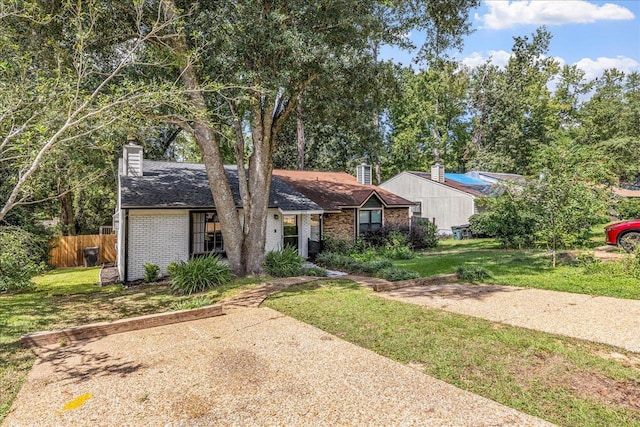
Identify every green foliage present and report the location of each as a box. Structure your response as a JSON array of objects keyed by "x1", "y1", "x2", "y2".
[
  {"x1": 576, "y1": 253, "x2": 601, "y2": 273},
  {"x1": 167, "y1": 255, "x2": 232, "y2": 295},
  {"x1": 300, "y1": 267, "x2": 328, "y2": 277},
  {"x1": 263, "y1": 247, "x2": 303, "y2": 277},
  {"x1": 143, "y1": 263, "x2": 160, "y2": 283},
  {"x1": 529, "y1": 139, "x2": 612, "y2": 262},
  {"x1": 0, "y1": 226, "x2": 49, "y2": 292},
  {"x1": 316, "y1": 252, "x2": 393, "y2": 274},
  {"x1": 385, "y1": 63, "x2": 471, "y2": 177},
  {"x1": 361, "y1": 222, "x2": 437, "y2": 253},
  {"x1": 615, "y1": 197, "x2": 640, "y2": 220},
  {"x1": 469, "y1": 188, "x2": 537, "y2": 248},
  {"x1": 376, "y1": 267, "x2": 420, "y2": 282},
  {"x1": 456, "y1": 265, "x2": 491, "y2": 282},
  {"x1": 171, "y1": 296, "x2": 213, "y2": 311}
]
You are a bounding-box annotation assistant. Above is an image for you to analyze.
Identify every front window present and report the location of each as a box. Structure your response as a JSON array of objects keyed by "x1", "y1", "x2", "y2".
[
  {"x1": 283, "y1": 215, "x2": 299, "y2": 249},
  {"x1": 359, "y1": 209, "x2": 382, "y2": 234},
  {"x1": 191, "y1": 211, "x2": 224, "y2": 255}
]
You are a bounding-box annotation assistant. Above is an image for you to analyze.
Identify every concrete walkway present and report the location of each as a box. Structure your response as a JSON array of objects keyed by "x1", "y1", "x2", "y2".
[{"x1": 380, "y1": 283, "x2": 640, "y2": 353}]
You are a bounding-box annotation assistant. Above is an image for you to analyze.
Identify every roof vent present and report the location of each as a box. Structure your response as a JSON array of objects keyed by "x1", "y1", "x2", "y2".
[
  {"x1": 123, "y1": 144, "x2": 143, "y2": 177},
  {"x1": 356, "y1": 163, "x2": 372, "y2": 185},
  {"x1": 431, "y1": 163, "x2": 445, "y2": 183}
]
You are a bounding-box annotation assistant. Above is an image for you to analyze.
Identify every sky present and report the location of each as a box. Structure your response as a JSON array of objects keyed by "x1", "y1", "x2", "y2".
[{"x1": 380, "y1": 0, "x2": 640, "y2": 81}]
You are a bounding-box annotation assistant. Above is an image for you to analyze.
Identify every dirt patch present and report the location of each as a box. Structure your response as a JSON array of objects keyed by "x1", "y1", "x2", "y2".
[
  {"x1": 510, "y1": 353, "x2": 640, "y2": 411},
  {"x1": 566, "y1": 372, "x2": 640, "y2": 410}
]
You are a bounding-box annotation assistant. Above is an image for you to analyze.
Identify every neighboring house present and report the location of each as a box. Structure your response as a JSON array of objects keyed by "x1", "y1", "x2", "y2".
[
  {"x1": 273, "y1": 166, "x2": 413, "y2": 242},
  {"x1": 115, "y1": 146, "x2": 412, "y2": 282},
  {"x1": 380, "y1": 164, "x2": 523, "y2": 234}
]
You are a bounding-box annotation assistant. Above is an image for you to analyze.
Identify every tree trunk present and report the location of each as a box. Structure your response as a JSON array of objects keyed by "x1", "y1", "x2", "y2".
[
  {"x1": 296, "y1": 96, "x2": 305, "y2": 170},
  {"x1": 60, "y1": 192, "x2": 75, "y2": 236}
]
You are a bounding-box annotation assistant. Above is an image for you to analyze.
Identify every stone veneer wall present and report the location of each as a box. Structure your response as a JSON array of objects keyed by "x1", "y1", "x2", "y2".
[
  {"x1": 384, "y1": 208, "x2": 410, "y2": 226},
  {"x1": 323, "y1": 209, "x2": 355, "y2": 241}
]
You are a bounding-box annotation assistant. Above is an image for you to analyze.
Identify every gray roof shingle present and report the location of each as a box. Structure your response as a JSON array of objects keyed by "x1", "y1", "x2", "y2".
[{"x1": 120, "y1": 160, "x2": 322, "y2": 212}]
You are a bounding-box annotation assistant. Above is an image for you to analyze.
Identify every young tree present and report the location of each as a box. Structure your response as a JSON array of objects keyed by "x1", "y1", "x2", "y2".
[{"x1": 527, "y1": 138, "x2": 612, "y2": 266}]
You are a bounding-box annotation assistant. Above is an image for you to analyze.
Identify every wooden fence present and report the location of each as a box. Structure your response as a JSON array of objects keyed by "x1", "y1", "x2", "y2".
[{"x1": 49, "y1": 234, "x2": 117, "y2": 268}]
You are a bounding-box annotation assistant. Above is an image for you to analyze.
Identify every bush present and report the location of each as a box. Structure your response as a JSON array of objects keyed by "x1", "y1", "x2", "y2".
[
  {"x1": 143, "y1": 263, "x2": 160, "y2": 282},
  {"x1": 264, "y1": 246, "x2": 303, "y2": 277},
  {"x1": 0, "y1": 226, "x2": 49, "y2": 292},
  {"x1": 376, "y1": 267, "x2": 420, "y2": 282},
  {"x1": 321, "y1": 236, "x2": 357, "y2": 255},
  {"x1": 616, "y1": 197, "x2": 640, "y2": 220},
  {"x1": 361, "y1": 222, "x2": 437, "y2": 251},
  {"x1": 456, "y1": 265, "x2": 491, "y2": 282},
  {"x1": 316, "y1": 251, "x2": 392, "y2": 274},
  {"x1": 168, "y1": 255, "x2": 232, "y2": 295}
]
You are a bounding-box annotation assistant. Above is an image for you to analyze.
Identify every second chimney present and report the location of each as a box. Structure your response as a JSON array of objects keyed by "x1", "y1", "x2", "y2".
[
  {"x1": 431, "y1": 163, "x2": 445, "y2": 183},
  {"x1": 356, "y1": 163, "x2": 372, "y2": 185}
]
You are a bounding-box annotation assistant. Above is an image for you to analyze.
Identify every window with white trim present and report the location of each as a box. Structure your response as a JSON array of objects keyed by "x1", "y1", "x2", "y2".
[{"x1": 191, "y1": 211, "x2": 224, "y2": 255}]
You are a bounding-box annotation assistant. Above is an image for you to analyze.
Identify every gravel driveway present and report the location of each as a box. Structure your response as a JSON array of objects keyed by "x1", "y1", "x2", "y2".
[{"x1": 5, "y1": 307, "x2": 551, "y2": 426}]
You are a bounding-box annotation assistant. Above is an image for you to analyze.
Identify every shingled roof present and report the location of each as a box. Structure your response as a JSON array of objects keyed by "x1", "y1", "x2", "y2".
[
  {"x1": 272, "y1": 169, "x2": 414, "y2": 211},
  {"x1": 119, "y1": 160, "x2": 322, "y2": 212}
]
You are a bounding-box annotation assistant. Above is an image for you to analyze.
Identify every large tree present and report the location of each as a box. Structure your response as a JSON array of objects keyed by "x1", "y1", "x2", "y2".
[
  {"x1": 150, "y1": 0, "x2": 478, "y2": 275},
  {"x1": 468, "y1": 27, "x2": 558, "y2": 173}
]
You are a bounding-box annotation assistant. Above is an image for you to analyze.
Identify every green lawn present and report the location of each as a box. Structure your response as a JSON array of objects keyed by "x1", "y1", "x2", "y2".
[
  {"x1": 395, "y1": 249, "x2": 640, "y2": 300},
  {"x1": 0, "y1": 267, "x2": 263, "y2": 422},
  {"x1": 265, "y1": 280, "x2": 640, "y2": 427}
]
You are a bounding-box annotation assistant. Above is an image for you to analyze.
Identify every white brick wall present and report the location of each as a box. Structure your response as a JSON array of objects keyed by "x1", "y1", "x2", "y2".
[{"x1": 127, "y1": 210, "x2": 189, "y2": 281}]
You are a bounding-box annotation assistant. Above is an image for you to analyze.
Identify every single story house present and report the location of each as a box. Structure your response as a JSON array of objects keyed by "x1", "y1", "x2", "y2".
[
  {"x1": 380, "y1": 164, "x2": 523, "y2": 234},
  {"x1": 115, "y1": 145, "x2": 412, "y2": 282},
  {"x1": 273, "y1": 167, "x2": 413, "y2": 242}
]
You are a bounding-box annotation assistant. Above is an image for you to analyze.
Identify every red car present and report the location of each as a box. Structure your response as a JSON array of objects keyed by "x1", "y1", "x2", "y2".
[{"x1": 605, "y1": 219, "x2": 640, "y2": 252}]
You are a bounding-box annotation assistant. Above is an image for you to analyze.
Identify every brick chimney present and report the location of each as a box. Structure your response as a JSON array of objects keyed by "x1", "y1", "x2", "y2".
[{"x1": 123, "y1": 144, "x2": 143, "y2": 177}]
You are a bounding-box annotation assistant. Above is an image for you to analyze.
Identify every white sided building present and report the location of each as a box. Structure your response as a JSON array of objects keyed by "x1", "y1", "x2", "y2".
[{"x1": 380, "y1": 165, "x2": 523, "y2": 234}]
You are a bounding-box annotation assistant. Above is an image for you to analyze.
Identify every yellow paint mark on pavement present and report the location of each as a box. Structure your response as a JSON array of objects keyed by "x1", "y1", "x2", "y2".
[{"x1": 61, "y1": 393, "x2": 93, "y2": 411}]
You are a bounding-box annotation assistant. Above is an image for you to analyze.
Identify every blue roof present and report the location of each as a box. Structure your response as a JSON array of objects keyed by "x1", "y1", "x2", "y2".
[{"x1": 444, "y1": 173, "x2": 487, "y2": 185}]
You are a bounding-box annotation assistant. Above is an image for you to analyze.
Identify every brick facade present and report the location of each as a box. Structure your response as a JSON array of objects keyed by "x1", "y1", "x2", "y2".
[
  {"x1": 323, "y1": 209, "x2": 355, "y2": 241},
  {"x1": 384, "y1": 208, "x2": 410, "y2": 226},
  {"x1": 322, "y1": 207, "x2": 410, "y2": 242}
]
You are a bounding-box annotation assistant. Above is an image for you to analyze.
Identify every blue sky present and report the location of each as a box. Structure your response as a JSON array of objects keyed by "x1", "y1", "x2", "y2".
[{"x1": 381, "y1": 0, "x2": 640, "y2": 81}]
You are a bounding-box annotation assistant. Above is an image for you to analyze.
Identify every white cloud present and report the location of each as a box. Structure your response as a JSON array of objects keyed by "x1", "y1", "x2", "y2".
[
  {"x1": 460, "y1": 52, "x2": 638, "y2": 81},
  {"x1": 478, "y1": 0, "x2": 634, "y2": 30},
  {"x1": 574, "y1": 56, "x2": 640, "y2": 80},
  {"x1": 461, "y1": 50, "x2": 512, "y2": 68}
]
